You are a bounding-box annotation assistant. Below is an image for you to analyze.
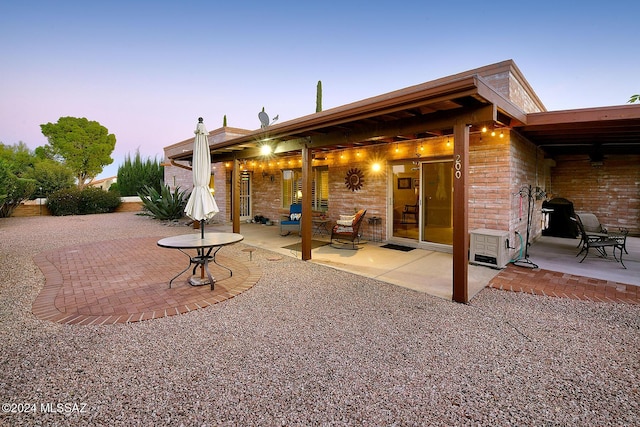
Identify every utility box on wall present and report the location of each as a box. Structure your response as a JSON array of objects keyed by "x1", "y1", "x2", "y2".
[{"x1": 469, "y1": 229, "x2": 510, "y2": 269}]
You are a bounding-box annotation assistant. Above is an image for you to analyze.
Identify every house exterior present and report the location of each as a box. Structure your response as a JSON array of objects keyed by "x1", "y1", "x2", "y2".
[
  {"x1": 90, "y1": 176, "x2": 117, "y2": 191},
  {"x1": 163, "y1": 60, "x2": 640, "y2": 302}
]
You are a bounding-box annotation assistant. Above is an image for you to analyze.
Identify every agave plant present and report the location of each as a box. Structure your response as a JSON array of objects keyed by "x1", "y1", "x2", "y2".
[{"x1": 137, "y1": 184, "x2": 188, "y2": 220}]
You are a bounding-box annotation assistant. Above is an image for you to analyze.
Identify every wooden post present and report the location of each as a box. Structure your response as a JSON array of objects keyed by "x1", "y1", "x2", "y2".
[
  {"x1": 232, "y1": 158, "x2": 240, "y2": 234},
  {"x1": 452, "y1": 123, "x2": 469, "y2": 303},
  {"x1": 301, "y1": 144, "x2": 313, "y2": 260}
]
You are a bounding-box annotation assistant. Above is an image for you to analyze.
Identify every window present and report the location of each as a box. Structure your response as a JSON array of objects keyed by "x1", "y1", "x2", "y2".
[{"x1": 282, "y1": 166, "x2": 328, "y2": 211}]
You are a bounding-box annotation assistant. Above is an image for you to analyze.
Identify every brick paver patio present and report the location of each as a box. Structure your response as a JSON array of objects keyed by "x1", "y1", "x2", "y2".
[
  {"x1": 32, "y1": 237, "x2": 261, "y2": 325},
  {"x1": 488, "y1": 263, "x2": 639, "y2": 304}
]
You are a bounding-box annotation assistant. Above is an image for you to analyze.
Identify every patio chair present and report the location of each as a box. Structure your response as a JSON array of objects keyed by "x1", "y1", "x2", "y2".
[
  {"x1": 576, "y1": 212, "x2": 607, "y2": 234},
  {"x1": 280, "y1": 204, "x2": 302, "y2": 236},
  {"x1": 575, "y1": 212, "x2": 628, "y2": 254},
  {"x1": 330, "y1": 209, "x2": 367, "y2": 249},
  {"x1": 571, "y1": 216, "x2": 627, "y2": 269}
]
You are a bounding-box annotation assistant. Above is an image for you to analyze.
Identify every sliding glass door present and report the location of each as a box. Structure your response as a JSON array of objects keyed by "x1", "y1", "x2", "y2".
[
  {"x1": 390, "y1": 159, "x2": 452, "y2": 246},
  {"x1": 421, "y1": 161, "x2": 453, "y2": 245},
  {"x1": 391, "y1": 161, "x2": 420, "y2": 240}
]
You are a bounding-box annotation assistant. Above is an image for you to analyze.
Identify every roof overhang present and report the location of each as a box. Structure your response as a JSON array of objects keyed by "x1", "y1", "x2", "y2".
[
  {"x1": 515, "y1": 104, "x2": 640, "y2": 157},
  {"x1": 169, "y1": 74, "x2": 525, "y2": 163}
]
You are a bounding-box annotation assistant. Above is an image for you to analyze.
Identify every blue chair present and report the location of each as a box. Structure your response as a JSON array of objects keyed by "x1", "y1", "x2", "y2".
[{"x1": 280, "y1": 204, "x2": 302, "y2": 236}]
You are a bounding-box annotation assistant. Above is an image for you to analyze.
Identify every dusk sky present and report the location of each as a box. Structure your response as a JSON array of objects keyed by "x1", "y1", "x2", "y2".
[{"x1": 1, "y1": 1, "x2": 638, "y2": 179}]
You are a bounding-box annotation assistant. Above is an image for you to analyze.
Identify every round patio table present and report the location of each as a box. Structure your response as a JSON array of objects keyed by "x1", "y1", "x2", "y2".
[{"x1": 157, "y1": 233, "x2": 244, "y2": 289}]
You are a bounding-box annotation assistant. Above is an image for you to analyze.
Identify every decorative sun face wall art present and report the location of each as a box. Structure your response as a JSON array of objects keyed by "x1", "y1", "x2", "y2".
[{"x1": 345, "y1": 168, "x2": 364, "y2": 191}]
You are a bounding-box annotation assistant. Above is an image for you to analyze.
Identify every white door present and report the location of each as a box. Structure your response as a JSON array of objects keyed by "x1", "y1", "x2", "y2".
[{"x1": 239, "y1": 171, "x2": 252, "y2": 221}]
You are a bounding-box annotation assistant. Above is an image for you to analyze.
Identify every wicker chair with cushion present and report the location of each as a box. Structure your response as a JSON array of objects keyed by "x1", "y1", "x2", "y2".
[
  {"x1": 330, "y1": 209, "x2": 367, "y2": 249},
  {"x1": 280, "y1": 204, "x2": 302, "y2": 236}
]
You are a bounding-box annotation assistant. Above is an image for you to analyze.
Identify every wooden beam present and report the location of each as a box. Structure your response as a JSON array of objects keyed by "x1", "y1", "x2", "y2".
[
  {"x1": 232, "y1": 159, "x2": 240, "y2": 234},
  {"x1": 209, "y1": 105, "x2": 496, "y2": 163},
  {"x1": 452, "y1": 122, "x2": 469, "y2": 303},
  {"x1": 301, "y1": 145, "x2": 313, "y2": 260}
]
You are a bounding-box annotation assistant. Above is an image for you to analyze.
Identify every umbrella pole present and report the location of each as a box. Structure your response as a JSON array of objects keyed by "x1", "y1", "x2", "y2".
[{"x1": 200, "y1": 221, "x2": 205, "y2": 278}]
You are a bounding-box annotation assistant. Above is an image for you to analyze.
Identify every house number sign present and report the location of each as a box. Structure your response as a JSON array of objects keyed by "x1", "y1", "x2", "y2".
[{"x1": 454, "y1": 154, "x2": 462, "y2": 179}]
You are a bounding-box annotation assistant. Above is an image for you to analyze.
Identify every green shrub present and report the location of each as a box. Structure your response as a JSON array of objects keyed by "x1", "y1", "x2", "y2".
[
  {"x1": 46, "y1": 188, "x2": 81, "y2": 216},
  {"x1": 47, "y1": 187, "x2": 121, "y2": 216},
  {"x1": 0, "y1": 160, "x2": 36, "y2": 217},
  {"x1": 79, "y1": 187, "x2": 121, "y2": 214},
  {"x1": 138, "y1": 185, "x2": 188, "y2": 220}
]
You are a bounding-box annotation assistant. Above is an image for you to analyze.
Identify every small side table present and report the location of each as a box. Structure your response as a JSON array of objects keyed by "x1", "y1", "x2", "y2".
[
  {"x1": 368, "y1": 216, "x2": 382, "y2": 242},
  {"x1": 312, "y1": 218, "x2": 330, "y2": 236}
]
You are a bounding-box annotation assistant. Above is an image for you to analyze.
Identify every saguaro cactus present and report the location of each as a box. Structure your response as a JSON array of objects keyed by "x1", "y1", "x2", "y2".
[{"x1": 316, "y1": 80, "x2": 323, "y2": 112}]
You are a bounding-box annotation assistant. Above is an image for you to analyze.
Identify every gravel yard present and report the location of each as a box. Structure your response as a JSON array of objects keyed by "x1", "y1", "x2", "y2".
[{"x1": 1, "y1": 213, "x2": 638, "y2": 426}]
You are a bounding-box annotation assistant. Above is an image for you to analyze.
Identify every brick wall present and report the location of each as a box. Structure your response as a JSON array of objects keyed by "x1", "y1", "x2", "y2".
[
  {"x1": 468, "y1": 133, "x2": 511, "y2": 232},
  {"x1": 11, "y1": 203, "x2": 51, "y2": 217},
  {"x1": 217, "y1": 152, "x2": 389, "y2": 238},
  {"x1": 549, "y1": 154, "x2": 640, "y2": 235},
  {"x1": 466, "y1": 130, "x2": 549, "y2": 259},
  {"x1": 508, "y1": 132, "x2": 550, "y2": 254},
  {"x1": 165, "y1": 162, "x2": 193, "y2": 193},
  {"x1": 250, "y1": 166, "x2": 284, "y2": 222}
]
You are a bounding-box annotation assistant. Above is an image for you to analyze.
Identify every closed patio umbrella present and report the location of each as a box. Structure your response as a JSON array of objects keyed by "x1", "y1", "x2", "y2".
[{"x1": 184, "y1": 117, "x2": 219, "y2": 238}]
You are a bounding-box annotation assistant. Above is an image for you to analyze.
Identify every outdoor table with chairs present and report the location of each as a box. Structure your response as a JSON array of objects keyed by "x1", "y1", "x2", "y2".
[{"x1": 572, "y1": 215, "x2": 628, "y2": 269}]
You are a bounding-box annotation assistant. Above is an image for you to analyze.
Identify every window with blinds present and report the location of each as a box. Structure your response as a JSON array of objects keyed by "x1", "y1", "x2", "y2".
[{"x1": 282, "y1": 166, "x2": 328, "y2": 211}]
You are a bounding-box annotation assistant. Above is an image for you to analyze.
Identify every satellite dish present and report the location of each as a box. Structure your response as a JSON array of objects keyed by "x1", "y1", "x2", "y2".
[{"x1": 258, "y1": 111, "x2": 269, "y2": 128}]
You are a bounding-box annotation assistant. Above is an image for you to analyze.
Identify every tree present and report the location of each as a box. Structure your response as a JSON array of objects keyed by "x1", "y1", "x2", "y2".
[
  {"x1": 629, "y1": 95, "x2": 640, "y2": 103},
  {"x1": 40, "y1": 117, "x2": 116, "y2": 189},
  {"x1": 223, "y1": 115, "x2": 227, "y2": 127},
  {"x1": 0, "y1": 142, "x2": 35, "y2": 177},
  {"x1": 116, "y1": 150, "x2": 164, "y2": 196},
  {"x1": 316, "y1": 80, "x2": 323, "y2": 112},
  {"x1": 23, "y1": 159, "x2": 75, "y2": 197}
]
